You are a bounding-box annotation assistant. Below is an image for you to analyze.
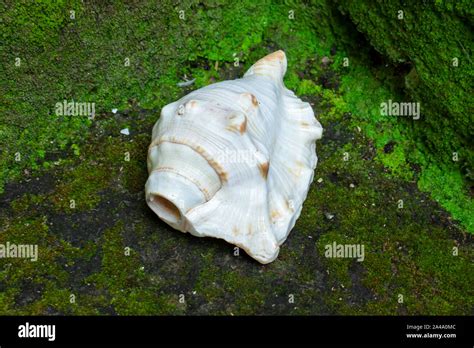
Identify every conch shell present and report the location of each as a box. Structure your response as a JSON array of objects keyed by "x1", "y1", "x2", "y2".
[{"x1": 146, "y1": 51, "x2": 323, "y2": 264}]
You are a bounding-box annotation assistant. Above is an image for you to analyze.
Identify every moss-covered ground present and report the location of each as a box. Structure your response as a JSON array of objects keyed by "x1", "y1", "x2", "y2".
[{"x1": 0, "y1": 1, "x2": 472, "y2": 315}]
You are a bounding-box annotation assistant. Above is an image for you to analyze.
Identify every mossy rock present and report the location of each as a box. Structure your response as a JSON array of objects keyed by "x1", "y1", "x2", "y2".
[{"x1": 336, "y1": 0, "x2": 473, "y2": 180}]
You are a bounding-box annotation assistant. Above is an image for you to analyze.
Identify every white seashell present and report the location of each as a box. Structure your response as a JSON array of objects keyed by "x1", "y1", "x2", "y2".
[{"x1": 145, "y1": 51, "x2": 323, "y2": 264}]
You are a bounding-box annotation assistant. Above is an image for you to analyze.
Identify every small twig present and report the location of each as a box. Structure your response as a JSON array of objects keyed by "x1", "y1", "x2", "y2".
[
  {"x1": 176, "y1": 78, "x2": 196, "y2": 87},
  {"x1": 458, "y1": 41, "x2": 472, "y2": 65}
]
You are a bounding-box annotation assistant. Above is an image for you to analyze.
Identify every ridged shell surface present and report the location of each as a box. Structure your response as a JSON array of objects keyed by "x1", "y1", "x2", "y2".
[{"x1": 146, "y1": 51, "x2": 323, "y2": 264}]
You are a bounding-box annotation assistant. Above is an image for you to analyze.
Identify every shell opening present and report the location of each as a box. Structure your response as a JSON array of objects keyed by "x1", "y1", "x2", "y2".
[
  {"x1": 150, "y1": 194, "x2": 181, "y2": 225},
  {"x1": 145, "y1": 141, "x2": 222, "y2": 232}
]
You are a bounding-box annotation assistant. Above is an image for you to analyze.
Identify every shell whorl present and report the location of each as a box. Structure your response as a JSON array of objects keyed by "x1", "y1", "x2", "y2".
[{"x1": 146, "y1": 50, "x2": 323, "y2": 264}]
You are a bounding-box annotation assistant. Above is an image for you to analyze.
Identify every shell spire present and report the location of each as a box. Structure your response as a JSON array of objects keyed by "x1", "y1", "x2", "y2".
[
  {"x1": 244, "y1": 50, "x2": 287, "y2": 81},
  {"x1": 146, "y1": 50, "x2": 323, "y2": 264}
]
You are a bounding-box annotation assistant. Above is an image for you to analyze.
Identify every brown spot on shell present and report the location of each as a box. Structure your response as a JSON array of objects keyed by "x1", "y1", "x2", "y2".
[
  {"x1": 262, "y1": 50, "x2": 285, "y2": 62},
  {"x1": 271, "y1": 210, "x2": 282, "y2": 221},
  {"x1": 194, "y1": 146, "x2": 228, "y2": 183},
  {"x1": 239, "y1": 117, "x2": 247, "y2": 134},
  {"x1": 301, "y1": 121, "x2": 310, "y2": 127},
  {"x1": 241, "y1": 92, "x2": 259, "y2": 109},
  {"x1": 250, "y1": 94, "x2": 258, "y2": 106},
  {"x1": 226, "y1": 115, "x2": 247, "y2": 135},
  {"x1": 258, "y1": 161, "x2": 270, "y2": 179},
  {"x1": 207, "y1": 157, "x2": 228, "y2": 183}
]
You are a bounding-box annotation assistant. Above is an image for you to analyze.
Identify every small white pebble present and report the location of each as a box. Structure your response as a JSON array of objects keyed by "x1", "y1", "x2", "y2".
[
  {"x1": 349, "y1": 183, "x2": 355, "y2": 188},
  {"x1": 120, "y1": 128, "x2": 130, "y2": 136},
  {"x1": 192, "y1": 291, "x2": 197, "y2": 295},
  {"x1": 308, "y1": 235, "x2": 313, "y2": 239},
  {"x1": 317, "y1": 177, "x2": 323, "y2": 183},
  {"x1": 324, "y1": 212, "x2": 335, "y2": 220},
  {"x1": 112, "y1": 108, "x2": 118, "y2": 114},
  {"x1": 321, "y1": 56, "x2": 330, "y2": 65}
]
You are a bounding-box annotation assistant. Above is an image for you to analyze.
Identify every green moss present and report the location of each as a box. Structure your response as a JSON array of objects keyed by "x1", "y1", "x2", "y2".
[
  {"x1": 377, "y1": 145, "x2": 413, "y2": 181},
  {"x1": 0, "y1": 0, "x2": 75, "y2": 49},
  {"x1": 419, "y1": 164, "x2": 474, "y2": 231},
  {"x1": 337, "y1": 0, "x2": 473, "y2": 179},
  {"x1": 122, "y1": 135, "x2": 149, "y2": 194},
  {"x1": 193, "y1": 250, "x2": 270, "y2": 315},
  {"x1": 0, "y1": 216, "x2": 75, "y2": 314},
  {"x1": 304, "y1": 135, "x2": 474, "y2": 314},
  {"x1": 11, "y1": 194, "x2": 46, "y2": 212},
  {"x1": 193, "y1": 251, "x2": 224, "y2": 304},
  {"x1": 86, "y1": 222, "x2": 179, "y2": 315},
  {"x1": 317, "y1": 232, "x2": 352, "y2": 284},
  {"x1": 51, "y1": 161, "x2": 110, "y2": 212},
  {"x1": 338, "y1": 60, "x2": 473, "y2": 231}
]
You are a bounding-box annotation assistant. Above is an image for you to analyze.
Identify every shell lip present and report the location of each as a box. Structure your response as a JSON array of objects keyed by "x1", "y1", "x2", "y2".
[
  {"x1": 145, "y1": 170, "x2": 207, "y2": 232},
  {"x1": 147, "y1": 193, "x2": 183, "y2": 227}
]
